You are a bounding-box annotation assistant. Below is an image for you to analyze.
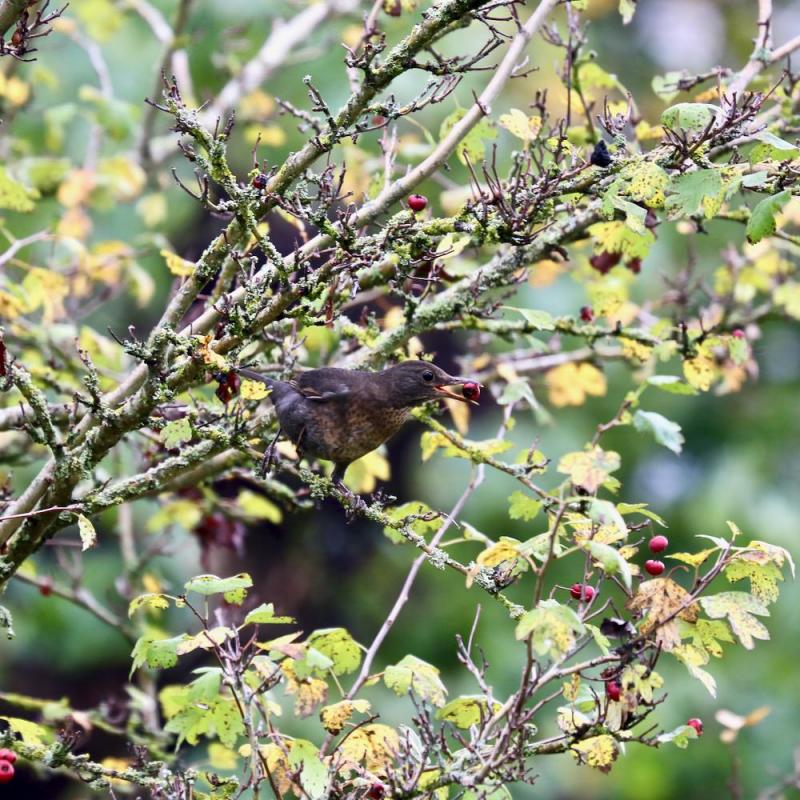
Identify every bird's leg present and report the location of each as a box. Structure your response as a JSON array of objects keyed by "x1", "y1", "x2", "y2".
[
  {"x1": 330, "y1": 463, "x2": 368, "y2": 520},
  {"x1": 259, "y1": 427, "x2": 283, "y2": 477}
]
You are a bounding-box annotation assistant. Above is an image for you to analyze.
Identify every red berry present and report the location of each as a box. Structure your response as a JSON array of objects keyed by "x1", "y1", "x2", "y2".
[
  {"x1": 570, "y1": 583, "x2": 595, "y2": 602},
  {"x1": 38, "y1": 576, "x2": 53, "y2": 597},
  {"x1": 687, "y1": 717, "x2": 704, "y2": 736},
  {"x1": 649, "y1": 535, "x2": 669, "y2": 553},
  {"x1": 462, "y1": 381, "x2": 480, "y2": 401},
  {"x1": 605, "y1": 681, "x2": 621, "y2": 702},
  {"x1": 732, "y1": 329, "x2": 745, "y2": 339},
  {"x1": 645, "y1": 559, "x2": 665, "y2": 576},
  {"x1": 0, "y1": 749, "x2": 16, "y2": 764},
  {"x1": 0, "y1": 761, "x2": 14, "y2": 783},
  {"x1": 580, "y1": 305, "x2": 594, "y2": 322},
  {"x1": 589, "y1": 251, "x2": 621, "y2": 275},
  {"x1": 407, "y1": 194, "x2": 428, "y2": 212},
  {"x1": 367, "y1": 783, "x2": 386, "y2": 799},
  {"x1": 251, "y1": 173, "x2": 268, "y2": 190},
  {"x1": 626, "y1": 257, "x2": 642, "y2": 274}
]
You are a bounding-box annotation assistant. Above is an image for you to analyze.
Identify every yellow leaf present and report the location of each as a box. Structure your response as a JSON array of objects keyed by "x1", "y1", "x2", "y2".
[
  {"x1": 529, "y1": 258, "x2": 564, "y2": 287},
  {"x1": 344, "y1": 449, "x2": 390, "y2": 493},
  {"x1": 282, "y1": 660, "x2": 328, "y2": 718},
  {"x1": 4, "y1": 77, "x2": 30, "y2": 107},
  {"x1": 339, "y1": 724, "x2": 399, "y2": 774},
  {"x1": 57, "y1": 207, "x2": 92, "y2": 239},
  {"x1": 628, "y1": 577, "x2": 699, "y2": 651},
  {"x1": 208, "y1": 742, "x2": 239, "y2": 770},
  {"x1": 161, "y1": 249, "x2": 195, "y2": 277},
  {"x1": 476, "y1": 537, "x2": 522, "y2": 568},
  {"x1": 240, "y1": 90, "x2": 275, "y2": 118},
  {"x1": 498, "y1": 108, "x2": 542, "y2": 142},
  {"x1": 176, "y1": 626, "x2": 236, "y2": 655},
  {"x1": 241, "y1": 379, "x2": 269, "y2": 400},
  {"x1": 546, "y1": 362, "x2": 607, "y2": 407},
  {"x1": 683, "y1": 355, "x2": 716, "y2": 391},
  {"x1": 445, "y1": 395, "x2": 470, "y2": 434},
  {"x1": 57, "y1": 169, "x2": 96, "y2": 207},
  {"x1": 557, "y1": 446, "x2": 620, "y2": 493},
  {"x1": 571, "y1": 734, "x2": 619, "y2": 772}
]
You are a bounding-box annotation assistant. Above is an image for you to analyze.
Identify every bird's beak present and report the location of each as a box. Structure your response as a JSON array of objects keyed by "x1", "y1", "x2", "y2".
[{"x1": 433, "y1": 377, "x2": 481, "y2": 406}]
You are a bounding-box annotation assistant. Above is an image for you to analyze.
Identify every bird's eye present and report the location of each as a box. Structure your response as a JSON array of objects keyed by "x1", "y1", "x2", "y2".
[{"x1": 422, "y1": 369, "x2": 434, "y2": 382}]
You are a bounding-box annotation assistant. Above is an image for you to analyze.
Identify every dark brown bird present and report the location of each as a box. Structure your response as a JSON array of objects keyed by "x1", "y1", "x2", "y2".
[{"x1": 239, "y1": 360, "x2": 478, "y2": 483}]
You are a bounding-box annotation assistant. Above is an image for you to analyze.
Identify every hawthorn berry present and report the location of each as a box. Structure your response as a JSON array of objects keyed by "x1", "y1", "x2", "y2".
[
  {"x1": 38, "y1": 576, "x2": 53, "y2": 597},
  {"x1": 626, "y1": 257, "x2": 642, "y2": 274},
  {"x1": 645, "y1": 559, "x2": 665, "y2": 576},
  {"x1": 649, "y1": 535, "x2": 669, "y2": 553},
  {"x1": 407, "y1": 194, "x2": 428, "y2": 212},
  {"x1": 251, "y1": 173, "x2": 268, "y2": 190},
  {"x1": 589, "y1": 251, "x2": 621, "y2": 275},
  {"x1": 462, "y1": 381, "x2": 481, "y2": 402},
  {"x1": 0, "y1": 749, "x2": 16, "y2": 764},
  {"x1": 0, "y1": 761, "x2": 14, "y2": 784},
  {"x1": 732, "y1": 329, "x2": 745, "y2": 339},
  {"x1": 605, "y1": 681, "x2": 621, "y2": 702},
  {"x1": 570, "y1": 583, "x2": 595, "y2": 602},
  {"x1": 366, "y1": 782, "x2": 387, "y2": 799},
  {"x1": 580, "y1": 305, "x2": 594, "y2": 322},
  {"x1": 687, "y1": 717, "x2": 704, "y2": 736}
]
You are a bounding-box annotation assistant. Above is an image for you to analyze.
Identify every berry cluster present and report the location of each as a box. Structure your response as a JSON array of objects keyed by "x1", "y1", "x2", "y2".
[
  {"x1": 0, "y1": 749, "x2": 16, "y2": 784},
  {"x1": 645, "y1": 534, "x2": 669, "y2": 576}
]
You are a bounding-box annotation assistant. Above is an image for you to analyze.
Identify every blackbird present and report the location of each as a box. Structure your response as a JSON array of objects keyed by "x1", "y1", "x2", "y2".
[{"x1": 238, "y1": 360, "x2": 477, "y2": 482}]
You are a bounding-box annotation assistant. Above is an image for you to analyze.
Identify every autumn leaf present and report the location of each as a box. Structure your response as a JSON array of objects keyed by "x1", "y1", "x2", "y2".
[
  {"x1": 571, "y1": 734, "x2": 619, "y2": 773},
  {"x1": 627, "y1": 577, "x2": 699, "y2": 651},
  {"x1": 546, "y1": 362, "x2": 607, "y2": 407},
  {"x1": 557, "y1": 446, "x2": 621, "y2": 493},
  {"x1": 699, "y1": 592, "x2": 770, "y2": 650}
]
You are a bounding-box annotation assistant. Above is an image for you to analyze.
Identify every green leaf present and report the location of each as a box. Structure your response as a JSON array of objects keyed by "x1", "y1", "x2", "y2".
[
  {"x1": 515, "y1": 600, "x2": 585, "y2": 658},
  {"x1": 657, "y1": 723, "x2": 698, "y2": 749},
  {"x1": 131, "y1": 633, "x2": 182, "y2": 674},
  {"x1": 238, "y1": 490, "x2": 282, "y2": 523},
  {"x1": 587, "y1": 498, "x2": 627, "y2": 539},
  {"x1": 0, "y1": 716, "x2": 51, "y2": 745},
  {"x1": 652, "y1": 71, "x2": 689, "y2": 102},
  {"x1": 77, "y1": 514, "x2": 97, "y2": 551},
  {"x1": 661, "y1": 103, "x2": 719, "y2": 131},
  {"x1": 0, "y1": 165, "x2": 38, "y2": 212},
  {"x1": 306, "y1": 628, "x2": 361, "y2": 676},
  {"x1": 582, "y1": 540, "x2": 632, "y2": 591},
  {"x1": 505, "y1": 306, "x2": 556, "y2": 331},
  {"x1": 749, "y1": 131, "x2": 800, "y2": 163},
  {"x1": 162, "y1": 418, "x2": 192, "y2": 449},
  {"x1": 667, "y1": 169, "x2": 723, "y2": 219},
  {"x1": 288, "y1": 740, "x2": 329, "y2": 800},
  {"x1": 633, "y1": 410, "x2": 684, "y2": 454},
  {"x1": 746, "y1": 190, "x2": 791, "y2": 244},
  {"x1": 699, "y1": 592, "x2": 770, "y2": 650},
  {"x1": 244, "y1": 603, "x2": 296, "y2": 626},
  {"x1": 184, "y1": 573, "x2": 253, "y2": 605},
  {"x1": 437, "y1": 695, "x2": 499, "y2": 729},
  {"x1": 507, "y1": 491, "x2": 542, "y2": 522},
  {"x1": 128, "y1": 593, "x2": 171, "y2": 617},
  {"x1": 439, "y1": 108, "x2": 497, "y2": 166},
  {"x1": 616, "y1": 502, "x2": 668, "y2": 527},
  {"x1": 647, "y1": 375, "x2": 698, "y2": 395},
  {"x1": 384, "y1": 655, "x2": 447, "y2": 707},
  {"x1": 618, "y1": 0, "x2": 636, "y2": 24}
]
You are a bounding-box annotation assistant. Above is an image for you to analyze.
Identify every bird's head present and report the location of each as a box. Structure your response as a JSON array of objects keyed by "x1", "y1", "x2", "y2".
[{"x1": 381, "y1": 360, "x2": 480, "y2": 407}]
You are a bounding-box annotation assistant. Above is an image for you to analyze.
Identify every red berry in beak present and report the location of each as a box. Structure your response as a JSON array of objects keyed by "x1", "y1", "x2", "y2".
[
  {"x1": 649, "y1": 535, "x2": 668, "y2": 553},
  {"x1": 0, "y1": 761, "x2": 14, "y2": 783},
  {"x1": 462, "y1": 381, "x2": 480, "y2": 401},
  {"x1": 645, "y1": 559, "x2": 665, "y2": 576},
  {"x1": 687, "y1": 718, "x2": 703, "y2": 736},
  {"x1": 407, "y1": 194, "x2": 428, "y2": 212},
  {"x1": 0, "y1": 749, "x2": 16, "y2": 764}
]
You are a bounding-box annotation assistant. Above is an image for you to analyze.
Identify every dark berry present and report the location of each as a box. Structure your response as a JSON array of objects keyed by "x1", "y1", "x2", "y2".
[
  {"x1": 0, "y1": 761, "x2": 14, "y2": 783},
  {"x1": 366, "y1": 783, "x2": 387, "y2": 799},
  {"x1": 626, "y1": 257, "x2": 642, "y2": 274},
  {"x1": 251, "y1": 173, "x2": 268, "y2": 190},
  {"x1": 605, "y1": 681, "x2": 621, "y2": 702},
  {"x1": 649, "y1": 535, "x2": 669, "y2": 553},
  {"x1": 687, "y1": 717, "x2": 703, "y2": 736},
  {"x1": 38, "y1": 576, "x2": 53, "y2": 597},
  {"x1": 0, "y1": 749, "x2": 16, "y2": 764},
  {"x1": 732, "y1": 329, "x2": 745, "y2": 339},
  {"x1": 645, "y1": 559, "x2": 665, "y2": 576},
  {"x1": 589, "y1": 251, "x2": 621, "y2": 275},
  {"x1": 580, "y1": 305, "x2": 594, "y2": 322},
  {"x1": 570, "y1": 583, "x2": 595, "y2": 602},
  {"x1": 590, "y1": 140, "x2": 613, "y2": 168},
  {"x1": 407, "y1": 194, "x2": 428, "y2": 212},
  {"x1": 462, "y1": 381, "x2": 481, "y2": 402}
]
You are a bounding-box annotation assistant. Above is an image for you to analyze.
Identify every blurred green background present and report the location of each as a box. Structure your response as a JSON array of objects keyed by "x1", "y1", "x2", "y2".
[{"x1": 1, "y1": 0, "x2": 799, "y2": 797}]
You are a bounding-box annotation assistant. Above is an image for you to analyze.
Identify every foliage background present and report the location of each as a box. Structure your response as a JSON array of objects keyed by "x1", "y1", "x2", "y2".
[{"x1": 0, "y1": 0, "x2": 799, "y2": 797}]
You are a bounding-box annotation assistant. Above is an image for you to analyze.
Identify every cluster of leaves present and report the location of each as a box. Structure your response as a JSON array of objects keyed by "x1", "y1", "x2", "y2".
[{"x1": 0, "y1": 0, "x2": 799, "y2": 796}]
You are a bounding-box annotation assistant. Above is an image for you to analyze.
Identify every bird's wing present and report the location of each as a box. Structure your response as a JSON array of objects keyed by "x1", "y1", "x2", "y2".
[{"x1": 295, "y1": 369, "x2": 355, "y2": 401}]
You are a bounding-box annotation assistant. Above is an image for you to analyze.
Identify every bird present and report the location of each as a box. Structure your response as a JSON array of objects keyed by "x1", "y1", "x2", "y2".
[{"x1": 238, "y1": 360, "x2": 479, "y2": 484}]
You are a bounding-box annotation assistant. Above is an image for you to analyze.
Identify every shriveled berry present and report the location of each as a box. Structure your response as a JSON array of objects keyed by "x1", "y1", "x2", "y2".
[
  {"x1": 590, "y1": 139, "x2": 612, "y2": 167},
  {"x1": 645, "y1": 559, "x2": 665, "y2": 576},
  {"x1": 407, "y1": 194, "x2": 428, "y2": 212},
  {"x1": 251, "y1": 173, "x2": 268, "y2": 190},
  {"x1": 0, "y1": 761, "x2": 14, "y2": 783},
  {"x1": 0, "y1": 749, "x2": 17, "y2": 764},
  {"x1": 580, "y1": 306, "x2": 594, "y2": 322},
  {"x1": 626, "y1": 257, "x2": 642, "y2": 274},
  {"x1": 589, "y1": 251, "x2": 621, "y2": 275},
  {"x1": 649, "y1": 535, "x2": 669, "y2": 553},
  {"x1": 605, "y1": 681, "x2": 621, "y2": 702},
  {"x1": 570, "y1": 583, "x2": 595, "y2": 602},
  {"x1": 462, "y1": 381, "x2": 481, "y2": 402},
  {"x1": 687, "y1": 717, "x2": 704, "y2": 736}
]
